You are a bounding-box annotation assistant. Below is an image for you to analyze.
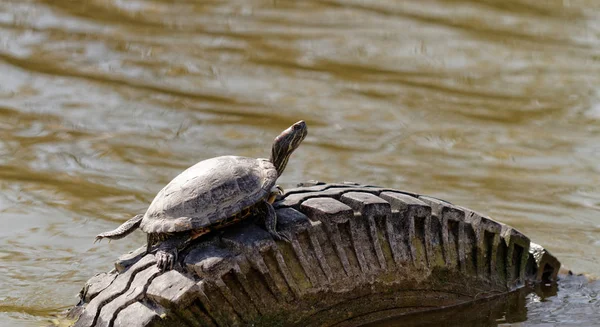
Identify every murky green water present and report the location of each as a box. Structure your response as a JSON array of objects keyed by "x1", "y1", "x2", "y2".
[{"x1": 2, "y1": 1, "x2": 600, "y2": 326}]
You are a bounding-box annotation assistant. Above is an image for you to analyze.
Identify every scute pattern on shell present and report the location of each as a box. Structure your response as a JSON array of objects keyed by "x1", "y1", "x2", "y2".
[{"x1": 139, "y1": 156, "x2": 278, "y2": 234}]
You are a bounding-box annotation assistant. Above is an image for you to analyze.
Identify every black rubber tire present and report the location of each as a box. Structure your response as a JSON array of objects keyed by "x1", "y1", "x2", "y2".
[{"x1": 71, "y1": 182, "x2": 555, "y2": 327}]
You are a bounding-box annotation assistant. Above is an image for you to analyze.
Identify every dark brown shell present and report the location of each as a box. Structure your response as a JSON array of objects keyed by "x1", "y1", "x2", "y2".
[{"x1": 139, "y1": 156, "x2": 277, "y2": 234}]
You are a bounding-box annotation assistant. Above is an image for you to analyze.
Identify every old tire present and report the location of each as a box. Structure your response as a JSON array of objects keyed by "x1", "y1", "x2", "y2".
[{"x1": 70, "y1": 182, "x2": 560, "y2": 327}]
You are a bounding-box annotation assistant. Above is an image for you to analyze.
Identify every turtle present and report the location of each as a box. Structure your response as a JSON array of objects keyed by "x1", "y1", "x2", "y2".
[{"x1": 95, "y1": 120, "x2": 307, "y2": 271}]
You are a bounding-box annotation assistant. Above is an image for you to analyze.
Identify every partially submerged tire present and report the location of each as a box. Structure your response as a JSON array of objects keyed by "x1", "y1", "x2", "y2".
[{"x1": 70, "y1": 182, "x2": 560, "y2": 327}]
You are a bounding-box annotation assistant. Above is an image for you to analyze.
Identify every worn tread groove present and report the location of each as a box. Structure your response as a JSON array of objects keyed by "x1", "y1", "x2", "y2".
[
  {"x1": 347, "y1": 218, "x2": 370, "y2": 274},
  {"x1": 205, "y1": 281, "x2": 242, "y2": 326},
  {"x1": 484, "y1": 231, "x2": 495, "y2": 278},
  {"x1": 406, "y1": 214, "x2": 418, "y2": 267},
  {"x1": 244, "y1": 263, "x2": 280, "y2": 313},
  {"x1": 368, "y1": 215, "x2": 387, "y2": 270},
  {"x1": 346, "y1": 192, "x2": 391, "y2": 271},
  {"x1": 261, "y1": 250, "x2": 293, "y2": 302},
  {"x1": 84, "y1": 273, "x2": 118, "y2": 303},
  {"x1": 449, "y1": 220, "x2": 462, "y2": 270},
  {"x1": 163, "y1": 306, "x2": 194, "y2": 327},
  {"x1": 106, "y1": 267, "x2": 162, "y2": 327},
  {"x1": 170, "y1": 307, "x2": 199, "y2": 327},
  {"x1": 246, "y1": 253, "x2": 284, "y2": 302},
  {"x1": 187, "y1": 302, "x2": 218, "y2": 327},
  {"x1": 383, "y1": 211, "x2": 402, "y2": 268},
  {"x1": 232, "y1": 265, "x2": 266, "y2": 315},
  {"x1": 338, "y1": 221, "x2": 361, "y2": 278},
  {"x1": 327, "y1": 223, "x2": 353, "y2": 277},
  {"x1": 462, "y1": 223, "x2": 477, "y2": 276},
  {"x1": 76, "y1": 256, "x2": 156, "y2": 327},
  {"x1": 273, "y1": 247, "x2": 302, "y2": 298},
  {"x1": 422, "y1": 215, "x2": 433, "y2": 268},
  {"x1": 197, "y1": 285, "x2": 232, "y2": 326},
  {"x1": 307, "y1": 226, "x2": 334, "y2": 283},
  {"x1": 215, "y1": 277, "x2": 250, "y2": 324},
  {"x1": 457, "y1": 222, "x2": 466, "y2": 272},
  {"x1": 356, "y1": 214, "x2": 382, "y2": 273},
  {"x1": 290, "y1": 234, "x2": 320, "y2": 288}
]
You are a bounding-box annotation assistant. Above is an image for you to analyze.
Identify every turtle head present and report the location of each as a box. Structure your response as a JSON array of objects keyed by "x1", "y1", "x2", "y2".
[{"x1": 270, "y1": 120, "x2": 307, "y2": 177}]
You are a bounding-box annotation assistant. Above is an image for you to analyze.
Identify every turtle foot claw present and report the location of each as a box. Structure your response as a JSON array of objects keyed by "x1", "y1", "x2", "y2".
[{"x1": 155, "y1": 250, "x2": 176, "y2": 272}]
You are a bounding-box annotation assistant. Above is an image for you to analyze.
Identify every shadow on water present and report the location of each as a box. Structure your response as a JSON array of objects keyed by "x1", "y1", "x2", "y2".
[{"x1": 368, "y1": 274, "x2": 600, "y2": 327}]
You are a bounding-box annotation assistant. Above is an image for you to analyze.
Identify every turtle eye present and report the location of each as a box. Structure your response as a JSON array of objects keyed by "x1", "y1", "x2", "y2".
[{"x1": 293, "y1": 120, "x2": 306, "y2": 130}]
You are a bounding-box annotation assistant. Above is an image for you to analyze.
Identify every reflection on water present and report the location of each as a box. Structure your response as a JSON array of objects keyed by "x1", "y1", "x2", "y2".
[
  {"x1": 1, "y1": 0, "x2": 600, "y2": 326},
  {"x1": 368, "y1": 288, "x2": 529, "y2": 327},
  {"x1": 370, "y1": 274, "x2": 600, "y2": 327}
]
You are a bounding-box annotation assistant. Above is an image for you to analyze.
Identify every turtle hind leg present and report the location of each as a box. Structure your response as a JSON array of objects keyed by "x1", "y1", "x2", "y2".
[
  {"x1": 261, "y1": 200, "x2": 291, "y2": 243},
  {"x1": 155, "y1": 247, "x2": 176, "y2": 272},
  {"x1": 94, "y1": 214, "x2": 143, "y2": 243},
  {"x1": 153, "y1": 233, "x2": 190, "y2": 272},
  {"x1": 146, "y1": 233, "x2": 158, "y2": 254}
]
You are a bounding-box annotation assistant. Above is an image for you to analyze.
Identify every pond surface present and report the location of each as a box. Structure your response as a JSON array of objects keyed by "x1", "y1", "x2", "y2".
[{"x1": 1, "y1": 0, "x2": 600, "y2": 326}]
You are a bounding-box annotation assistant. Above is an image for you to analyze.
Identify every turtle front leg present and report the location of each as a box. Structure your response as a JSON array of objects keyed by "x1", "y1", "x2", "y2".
[
  {"x1": 268, "y1": 185, "x2": 284, "y2": 204},
  {"x1": 262, "y1": 200, "x2": 291, "y2": 242}
]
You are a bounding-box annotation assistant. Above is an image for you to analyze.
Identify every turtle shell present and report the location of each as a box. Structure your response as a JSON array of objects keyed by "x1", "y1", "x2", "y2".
[{"x1": 139, "y1": 156, "x2": 278, "y2": 234}]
